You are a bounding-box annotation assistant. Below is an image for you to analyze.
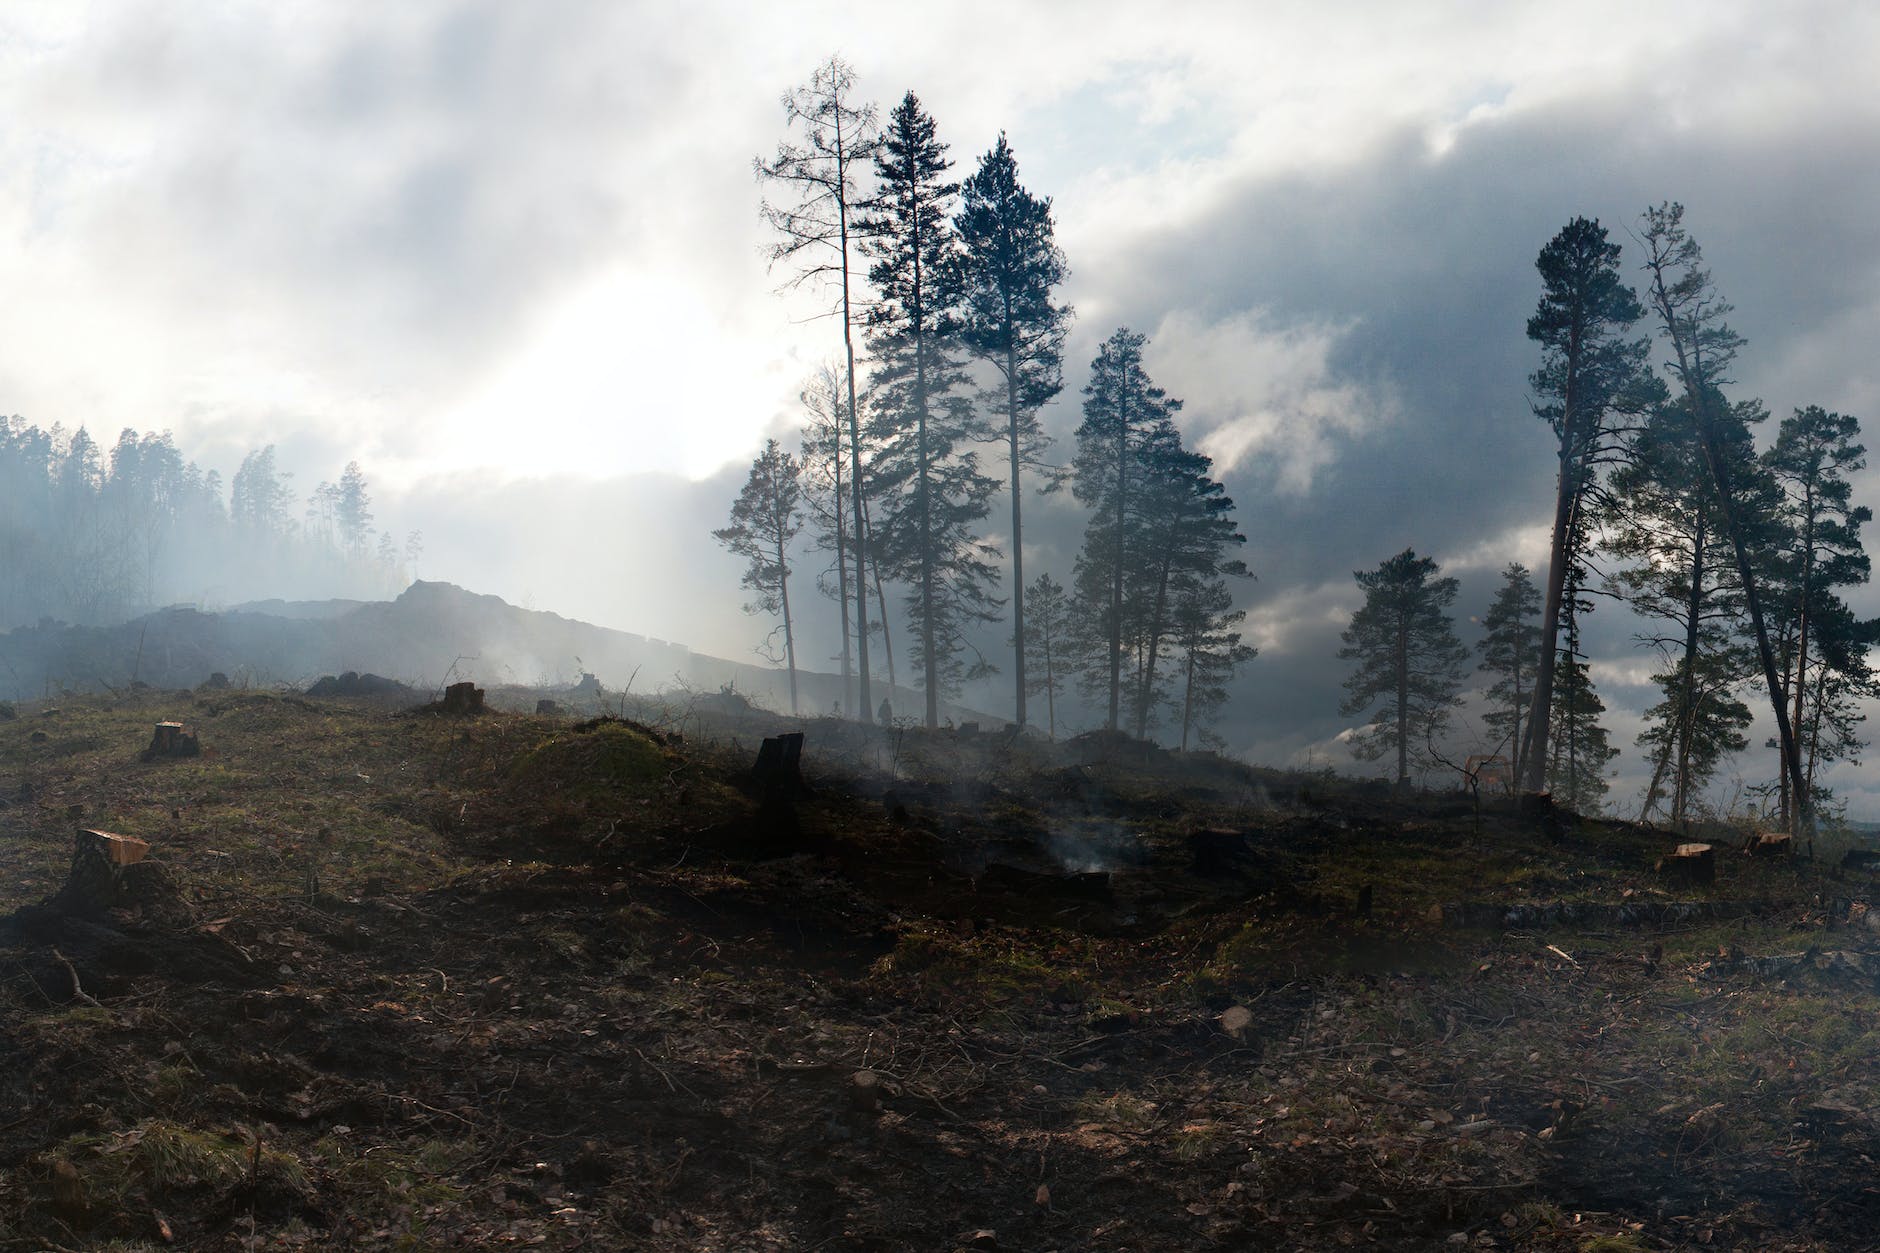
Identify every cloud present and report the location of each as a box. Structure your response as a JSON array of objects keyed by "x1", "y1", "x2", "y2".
[{"x1": 1144, "y1": 309, "x2": 1390, "y2": 494}]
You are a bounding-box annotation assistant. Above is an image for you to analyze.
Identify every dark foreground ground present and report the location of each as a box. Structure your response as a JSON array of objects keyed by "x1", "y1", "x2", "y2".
[{"x1": 3, "y1": 689, "x2": 1880, "y2": 1251}]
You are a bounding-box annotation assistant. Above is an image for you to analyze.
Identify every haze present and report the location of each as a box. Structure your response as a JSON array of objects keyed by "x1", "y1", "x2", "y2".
[{"x1": 6, "y1": 1, "x2": 1880, "y2": 814}]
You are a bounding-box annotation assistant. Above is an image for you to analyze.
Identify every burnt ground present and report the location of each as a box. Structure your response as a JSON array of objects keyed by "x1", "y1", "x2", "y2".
[{"x1": 3, "y1": 693, "x2": 1880, "y2": 1250}]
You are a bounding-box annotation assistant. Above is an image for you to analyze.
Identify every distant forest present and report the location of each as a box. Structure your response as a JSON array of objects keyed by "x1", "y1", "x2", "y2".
[
  {"x1": 0, "y1": 419, "x2": 415, "y2": 628},
  {"x1": 721, "y1": 55, "x2": 1877, "y2": 833}
]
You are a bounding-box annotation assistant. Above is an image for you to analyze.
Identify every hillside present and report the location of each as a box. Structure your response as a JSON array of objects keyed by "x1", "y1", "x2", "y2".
[
  {"x1": 2, "y1": 687, "x2": 1879, "y2": 1248},
  {"x1": 0, "y1": 581, "x2": 989, "y2": 726}
]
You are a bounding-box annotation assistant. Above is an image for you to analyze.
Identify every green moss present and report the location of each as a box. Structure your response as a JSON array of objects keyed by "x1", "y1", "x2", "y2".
[{"x1": 509, "y1": 723, "x2": 671, "y2": 801}]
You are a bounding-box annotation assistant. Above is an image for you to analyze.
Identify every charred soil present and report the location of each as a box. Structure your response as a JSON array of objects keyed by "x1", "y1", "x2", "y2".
[{"x1": 1, "y1": 695, "x2": 1878, "y2": 1250}]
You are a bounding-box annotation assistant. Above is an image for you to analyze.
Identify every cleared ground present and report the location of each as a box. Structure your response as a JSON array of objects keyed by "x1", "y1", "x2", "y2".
[{"x1": 2, "y1": 690, "x2": 1878, "y2": 1250}]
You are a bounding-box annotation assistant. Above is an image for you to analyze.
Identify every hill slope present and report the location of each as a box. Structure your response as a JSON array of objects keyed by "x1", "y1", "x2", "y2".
[{"x1": 0, "y1": 581, "x2": 990, "y2": 723}]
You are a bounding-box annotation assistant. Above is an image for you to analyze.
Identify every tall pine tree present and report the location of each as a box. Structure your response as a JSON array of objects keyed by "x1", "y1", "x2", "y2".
[
  {"x1": 757, "y1": 56, "x2": 882, "y2": 722},
  {"x1": 1338, "y1": 550, "x2": 1469, "y2": 786},
  {"x1": 862, "y1": 93, "x2": 1001, "y2": 723},
  {"x1": 1476, "y1": 563, "x2": 1541, "y2": 777},
  {"x1": 1070, "y1": 328, "x2": 1182, "y2": 731},
  {"x1": 1763, "y1": 405, "x2": 1874, "y2": 823},
  {"x1": 955, "y1": 133, "x2": 1070, "y2": 730},
  {"x1": 714, "y1": 441, "x2": 807, "y2": 714},
  {"x1": 1017, "y1": 572, "x2": 1072, "y2": 740},
  {"x1": 1640, "y1": 202, "x2": 1808, "y2": 833},
  {"x1": 1521, "y1": 217, "x2": 1660, "y2": 792}
]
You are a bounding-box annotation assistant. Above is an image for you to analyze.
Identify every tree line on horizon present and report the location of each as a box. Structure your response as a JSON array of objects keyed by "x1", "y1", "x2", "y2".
[
  {"x1": 717, "y1": 56, "x2": 1256, "y2": 749},
  {"x1": 1336, "y1": 207, "x2": 1876, "y2": 829},
  {"x1": 0, "y1": 419, "x2": 419, "y2": 629}
]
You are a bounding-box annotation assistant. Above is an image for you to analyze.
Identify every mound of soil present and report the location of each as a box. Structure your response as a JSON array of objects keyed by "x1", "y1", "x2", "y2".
[{"x1": 305, "y1": 671, "x2": 415, "y2": 699}]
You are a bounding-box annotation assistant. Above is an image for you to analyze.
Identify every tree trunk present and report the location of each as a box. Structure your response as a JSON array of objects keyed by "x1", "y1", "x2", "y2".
[
  {"x1": 1672, "y1": 518, "x2": 1706, "y2": 824},
  {"x1": 1108, "y1": 387, "x2": 1129, "y2": 732},
  {"x1": 834, "y1": 109, "x2": 870, "y2": 726},
  {"x1": 1135, "y1": 545, "x2": 1173, "y2": 739},
  {"x1": 1510, "y1": 656, "x2": 1526, "y2": 786},
  {"x1": 916, "y1": 344, "x2": 938, "y2": 730},
  {"x1": 1786, "y1": 507, "x2": 1815, "y2": 830},
  {"x1": 832, "y1": 403, "x2": 853, "y2": 716},
  {"x1": 1043, "y1": 621, "x2": 1057, "y2": 740},
  {"x1": 776, "y1": 532, "x2": 798, "y2": 716},
  {"x1": 1007, "y1": 344, "x2": 1026, "y2": 729},
  {"x1": 1523, "y1": 313, "x2": 1585, "y2": 793},
  {"x1": 1697, "y1": 423, "x2": 1808, "y2": 835},
  {"x1": 1180, "y1": 647, "x2": 1196, "y2": 751},
  {"x1": 1524, "y1": 455, "x2": 1577, "y2": 791},
  {"x1": 1396, "y1": 618, "x2": 1410, "y2": 786}
]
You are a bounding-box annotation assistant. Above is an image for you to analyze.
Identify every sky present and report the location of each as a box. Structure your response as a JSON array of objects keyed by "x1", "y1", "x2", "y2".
[{"x1": 7, "y1": 1, "x2": 1880, "y2": 814}]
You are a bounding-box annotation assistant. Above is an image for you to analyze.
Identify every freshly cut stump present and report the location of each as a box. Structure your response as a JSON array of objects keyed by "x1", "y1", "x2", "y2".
[{"x1": 1656, "y1": 841, "x2": 1715, "y2": 886}]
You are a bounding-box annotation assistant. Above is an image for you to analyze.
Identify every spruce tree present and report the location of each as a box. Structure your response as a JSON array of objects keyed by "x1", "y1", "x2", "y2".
[
  {"x1": 862, "y1": 93, "x2": 1001, "y2": 723},
  {"x1": 956, "y1": 133, "x2": 1070, "y2": 730},
  {"x1": 1338, "y1": 549, "x2": 1469, "y2": 785}
]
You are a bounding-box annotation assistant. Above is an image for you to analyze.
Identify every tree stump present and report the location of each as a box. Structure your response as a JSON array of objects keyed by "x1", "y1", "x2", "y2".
[
  {"x1": 750, "y1": 732, "x2": 810, "y2": 804},
  {"x1": 1656, "y1": 842, "x2": 1715, "y2": 886},
  {"x1": 141, "y1": 721, "x2": 200, "y2": 761},
  {"x1": 52, "y1": 829, "x2": 154, "y2": 916},
  {"x1": 440, "y1": 682, "x2": 485, "y2": 715},
  {"x1": 1518, "y1": 791, "x2": 1553, "y2": 818},
  {"x1": 1190, "y1": 827, "x2": 1255, "y2": 878},
  {"x1": 1748, "y1": 831, "x2": 1793, "y2": 858}
]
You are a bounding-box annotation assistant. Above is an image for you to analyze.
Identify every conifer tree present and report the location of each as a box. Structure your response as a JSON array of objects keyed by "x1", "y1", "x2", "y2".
[
  {"x1": 1070, "y1": 328, "x2": 1182, "y2": 731},
  {"x1": 1521, "y1": 217, "x2": 1660, "y2": 792},
  {"x1": 336, "y1": 461, "x2": 374, "y2": 560},
  {"x1": 1607, "y1": 397, "x2": 1765, "y2": 822},
  {"x1": 1338, "y1": 549, "x2": 1469, "y2": 785},
  {"x1": 1124, "y1": 428, "x2": 1249, "y2": 738},
  {"x1": 1477, "y1": 563, "x2": 1542, "y2": 776},
  {"x1": 231, "y1": 446, "x2": 295, "y2": 538},
  {"x1": 1763, "y1": 406, "x2": 1874, "y2": 823},
  {"x1": 862, "y1": 92, "x2": 1001, "y2": 723},
  {"x1": 714, "y1": 441, "x2": 807, "y2": 714},
  {"x1": 1546, "y1": 650, "x2": 1619, "y2": 813},
  {"x1": 1170, "y1": 576, "x2": 1257, "y2": 752},
  {"x1": 1640, "y1": 202, "x2": 1808, "y2": 832},
  {"x1": 797, "y1": 365, "x2": 856, "y2": 710},
  {"x1": 956, "y1": 133, "x2": 1070, "y2": 729},
  {"x1": 757, "y1": 56, "x2": 881, "y2": 722},
  {"x1": 1017, "y1": 572, "x2": 1071, "y2": 740}
]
